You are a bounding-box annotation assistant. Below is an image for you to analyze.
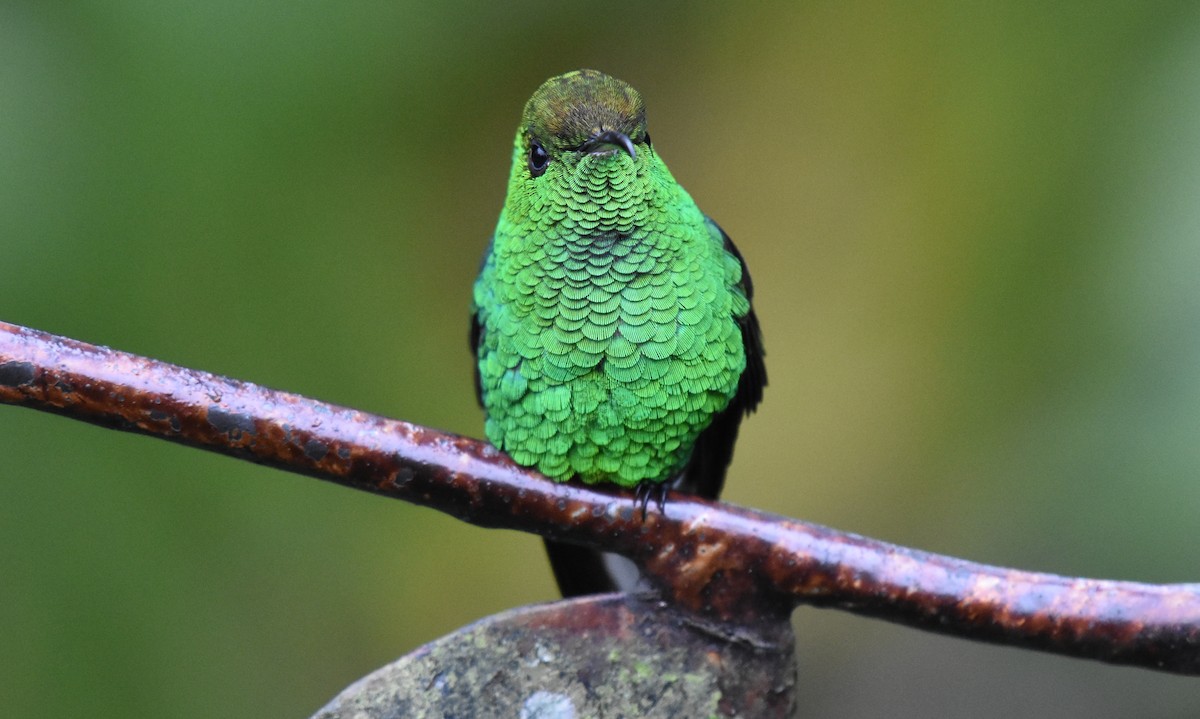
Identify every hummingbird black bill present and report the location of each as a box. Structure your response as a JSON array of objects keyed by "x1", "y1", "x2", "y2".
[{"x1": 579, "y1": 129, "x2": 637, "y2": 159}]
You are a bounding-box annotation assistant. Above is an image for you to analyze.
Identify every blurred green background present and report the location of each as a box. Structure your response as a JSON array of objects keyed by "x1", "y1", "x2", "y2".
[{"x1": 2, "y1": 1, "x2": 1199, "y2": 716}]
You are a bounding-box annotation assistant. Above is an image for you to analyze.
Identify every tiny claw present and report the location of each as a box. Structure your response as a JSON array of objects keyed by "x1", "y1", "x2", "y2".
[{"x1": 634, "y1": 481, "x2": 668, "y2": 521}]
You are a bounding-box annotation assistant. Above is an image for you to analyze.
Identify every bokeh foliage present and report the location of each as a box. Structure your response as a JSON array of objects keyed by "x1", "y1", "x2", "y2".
[{"x1": 2, "y1": 1, "x2": 1199, "y2": 716}]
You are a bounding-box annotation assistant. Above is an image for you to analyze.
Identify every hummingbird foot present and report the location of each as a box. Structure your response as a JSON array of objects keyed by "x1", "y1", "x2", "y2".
[{"x1": 634, "y1": 480, "x2": 668, "y2": 521}]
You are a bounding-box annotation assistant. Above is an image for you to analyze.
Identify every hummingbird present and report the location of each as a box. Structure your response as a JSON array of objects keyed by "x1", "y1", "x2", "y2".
[{"x1": 470, "y1": 70, "x2": 765, "y2": 596}]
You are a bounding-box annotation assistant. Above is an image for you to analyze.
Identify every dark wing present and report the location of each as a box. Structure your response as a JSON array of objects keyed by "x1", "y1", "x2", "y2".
[
  {"x1": 676, "y1": 219, "x2": 767, "y2": 500},
  {"x1": 469, "y1": 313, "x2": 484, "y2": 406},
  {"x1": 469, "y1": 238, "x2": 493, "y2": 408}
]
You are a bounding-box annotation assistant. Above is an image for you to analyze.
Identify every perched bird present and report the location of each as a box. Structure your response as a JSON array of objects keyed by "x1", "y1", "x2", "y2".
[{"x1": 470, "y1": 70, "x2": 765, "y2": 596}]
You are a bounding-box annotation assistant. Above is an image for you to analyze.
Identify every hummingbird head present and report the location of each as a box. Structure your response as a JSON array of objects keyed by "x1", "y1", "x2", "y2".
[
  {"x1": 503, "y1": 70, "x2": 662, "y2": 232},
  {"x1": 521, "y1": 69, "x2": 647, "y2": 162}
]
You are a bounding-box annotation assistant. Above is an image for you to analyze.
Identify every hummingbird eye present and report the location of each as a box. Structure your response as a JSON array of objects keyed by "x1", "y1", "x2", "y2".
[{"x1": 528, "y1": 140, "x2": 550, "y2": 177}]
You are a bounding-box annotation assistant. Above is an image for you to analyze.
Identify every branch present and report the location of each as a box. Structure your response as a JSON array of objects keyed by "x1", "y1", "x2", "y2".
[{"x1": 2, "y1": 320, "x2": 1198, "y2": 673}]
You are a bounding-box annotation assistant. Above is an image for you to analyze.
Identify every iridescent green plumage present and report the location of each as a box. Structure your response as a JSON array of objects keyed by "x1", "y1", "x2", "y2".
[{"x1": 471, "y1": 70, "x2": 764, "y2": 493}]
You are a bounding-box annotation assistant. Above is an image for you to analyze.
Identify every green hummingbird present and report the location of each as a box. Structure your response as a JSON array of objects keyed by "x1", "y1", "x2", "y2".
[{"x1": 470, "y1": 70, "x2": 765, "y2": 596}]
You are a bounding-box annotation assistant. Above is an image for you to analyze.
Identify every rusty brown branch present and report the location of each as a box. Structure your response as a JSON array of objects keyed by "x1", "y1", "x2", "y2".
[{"x1": 2, "y1": 319, "x2": 1198, "y2": 674}]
